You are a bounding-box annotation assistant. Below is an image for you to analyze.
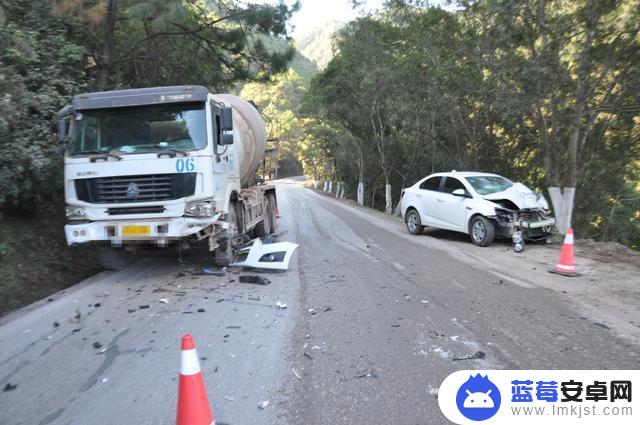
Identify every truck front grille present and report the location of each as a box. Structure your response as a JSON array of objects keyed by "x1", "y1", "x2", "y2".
[{"x1": 75, "y1": 173, "x2": 196, "y2": 204}]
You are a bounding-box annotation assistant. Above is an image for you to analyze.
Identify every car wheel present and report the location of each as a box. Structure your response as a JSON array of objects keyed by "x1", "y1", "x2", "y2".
[
  {"x1": 470, "y1": 216, "x2": 495, "y2": 247},
  {"x1": 405, "y1": 209, "x2": 423, "y2": 235}
]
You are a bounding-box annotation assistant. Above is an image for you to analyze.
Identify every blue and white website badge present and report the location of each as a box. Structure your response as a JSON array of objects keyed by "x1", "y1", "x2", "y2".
[{"x1": 439, "y1": 370, "x2": 639, "y2": 424}]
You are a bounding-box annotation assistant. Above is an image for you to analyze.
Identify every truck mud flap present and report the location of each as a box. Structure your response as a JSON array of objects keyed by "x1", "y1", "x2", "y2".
[{"x1": 231, "y1": 238, "x2": 298, "y2": 270}]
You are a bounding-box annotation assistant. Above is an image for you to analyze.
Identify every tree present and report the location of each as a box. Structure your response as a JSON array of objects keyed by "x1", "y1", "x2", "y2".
[{"x1": 52, "y1": 0, "x2": 299, "y2": 90}]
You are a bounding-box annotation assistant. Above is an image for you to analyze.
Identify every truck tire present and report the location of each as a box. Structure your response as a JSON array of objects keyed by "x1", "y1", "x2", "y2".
[
  {"x1": 254, "y1": 197, "x2": 273, "y2": 237},
  {"x1": 470, "y1": 216, "x2": 495, "y2": 247},
  {"x1": 267, "y1": 193, "x2": 277, "y2": 233},
  {"x1": 213, "y1": 205, "x2": 238, "y2": 266},
  {"x1": 98, "y1": 247, "x2": 134, "y2": 271}
]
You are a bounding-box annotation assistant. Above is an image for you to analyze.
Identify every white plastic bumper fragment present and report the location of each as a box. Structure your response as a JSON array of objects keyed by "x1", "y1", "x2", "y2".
[{"x1": 231, "y1": 238, "x2": 298, "y2": 270}]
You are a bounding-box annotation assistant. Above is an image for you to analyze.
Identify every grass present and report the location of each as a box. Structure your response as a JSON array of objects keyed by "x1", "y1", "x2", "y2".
[{"x1": 0, "y1": 208, "x2": 102, "y2": 316}]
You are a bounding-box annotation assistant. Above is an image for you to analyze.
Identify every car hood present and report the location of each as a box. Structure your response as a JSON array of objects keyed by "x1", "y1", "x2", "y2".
[{"x1": 483, "y1": 182, "x2": 549, "y2": 210}]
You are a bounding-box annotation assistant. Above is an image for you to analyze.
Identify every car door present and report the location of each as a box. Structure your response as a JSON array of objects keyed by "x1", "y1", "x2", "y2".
[
  {"x1": 432, "y1": 176, "x2": 470, "y2": 231},
  {"x1": 416, "y1": 176, "x2": 442, "y2": 226}
]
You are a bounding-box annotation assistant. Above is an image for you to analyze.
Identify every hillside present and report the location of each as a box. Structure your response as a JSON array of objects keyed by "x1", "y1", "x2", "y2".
[{"x1": 294, "y1": 21, "x2": 344, "y2": 70}]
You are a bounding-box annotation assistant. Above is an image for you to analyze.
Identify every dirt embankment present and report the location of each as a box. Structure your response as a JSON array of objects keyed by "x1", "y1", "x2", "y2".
[{"x1": 0, "y1": 210, "x2": 102, "y2": 316}]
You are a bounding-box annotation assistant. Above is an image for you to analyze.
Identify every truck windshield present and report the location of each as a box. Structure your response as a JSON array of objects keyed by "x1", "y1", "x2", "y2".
[
  {"x1": 69, "y1": 102, "x2": 206, "y2": 155},
  {"x1": 465, "y1": 175, "x2": 513, "y2": 195}
]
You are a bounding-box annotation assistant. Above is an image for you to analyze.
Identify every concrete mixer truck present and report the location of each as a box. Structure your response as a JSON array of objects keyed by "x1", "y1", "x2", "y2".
[{"x1": 56, "y1": 85, "x2": 295, "y2": 268}]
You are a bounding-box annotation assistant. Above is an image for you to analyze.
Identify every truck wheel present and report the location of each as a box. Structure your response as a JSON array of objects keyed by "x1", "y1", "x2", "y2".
[
  {"x1": 405, "y1": 209, "x2": 423, "y2": 235},
  {"x1": 267, "y1": 194, "x2": 277, "y2": 233},
  {"x1": 98, "y1": 247, "x2": 134, "y2": 271},
  {"x1": 470, "y1": 216, "x2": 495, "y2": 247},
  {"x1": 254, "y1": 198, "x2": 272, "y2": 237},
  {"x1": 213, "y1": 205, "x2": 238, "y2": 266}
]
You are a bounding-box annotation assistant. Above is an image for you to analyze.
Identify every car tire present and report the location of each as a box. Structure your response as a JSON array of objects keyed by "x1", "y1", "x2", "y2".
[
  {"x1": 405, "y1": 209, "x2": 423, "y2": 235},
  {"x1": 470, "y1": 216, "x2": 495, "y2": 247}
]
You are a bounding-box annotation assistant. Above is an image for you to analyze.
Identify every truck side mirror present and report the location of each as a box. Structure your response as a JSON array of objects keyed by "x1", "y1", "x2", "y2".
[
  {"x1": 57, "y1": 119, "x2": 68, "y2": 144},
  {"x1": 221, "y1": 133, "x2": 234, "y2": 145},
  {"x1": 220, "y1": 107, "x2": 233, "y2": 131}
]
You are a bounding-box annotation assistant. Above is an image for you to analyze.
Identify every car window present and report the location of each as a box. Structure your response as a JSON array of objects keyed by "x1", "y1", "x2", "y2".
[
  {"x1": 419, "y1": 176, "x2": 441, "y2": 191},
  {"x1": 441, "y1": 177, "x2": 466, "y2": 194}
]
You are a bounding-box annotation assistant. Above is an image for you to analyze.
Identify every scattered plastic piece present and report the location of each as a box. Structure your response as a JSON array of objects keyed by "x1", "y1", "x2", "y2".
[
  {"x1": 197, "y1": 308, "x2": 205, "y2": 313},
  {"x1": 53, "y1": 322, "x2": 60, "y2": 328},
  {"x1": 3, "y1": 383, "x2": 17, "y2": 392},
  {"x1": 275, "y1": 301, "x2": 288, "y2": 309},
  {"x1": 94, "y1": 303, "x2": 101, "y2": 308},
  {"x1": 93, "y1": 342, "x2": 102, "y2": 349},
  {"x1": 355, "y1": 370, "x2": 378, "y2": 379},
  {"x1": 239, "y1": 275, "x2": 271, "y2": 286},
  {"x1": 101, "y1": 378, "x2": 108, "y2": 383},
  {"x1": 292, "y1": 368, "x2": 302, "y2": 380},
  {"x1": 158, "y1": 298, "x2": 169, "y2": 304},
  {"x1": 201, "y1": 266, "x2": 226, "y2": 276},
  {"x1": 258, "y1": 400, "x2": 269, "y2": 409},
  {"x1": 309, "y1": 309, "x2": 317, "y2": 315},
  {"x1": 139, "y1": 305, "x2": 150, "y2": 309},
  {"x1": 452, "y1": 351, "x2": 486, "y2": 361}
]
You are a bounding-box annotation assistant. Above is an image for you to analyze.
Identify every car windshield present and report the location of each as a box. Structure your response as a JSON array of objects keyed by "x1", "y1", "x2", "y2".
[
  {"x1": 465, "y1": 175, "x2": 513, "y2": 195},
  {"x1": 69, "y1": 102, "x2": 206, "y2": 155}
]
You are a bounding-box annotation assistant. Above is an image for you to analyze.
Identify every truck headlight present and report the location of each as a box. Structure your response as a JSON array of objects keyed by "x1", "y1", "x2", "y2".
[
  {"x1": 66, "y1": 206, "x2": 87, "y2": 219},
  {"x1": 185, "y1": 201, "x2": 214, "y2": 217}
]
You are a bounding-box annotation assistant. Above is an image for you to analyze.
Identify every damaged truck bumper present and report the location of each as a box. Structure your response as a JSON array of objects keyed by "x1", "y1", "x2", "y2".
[{"x1": 65, "y1": 214, "x2": 221, "y2": 245}]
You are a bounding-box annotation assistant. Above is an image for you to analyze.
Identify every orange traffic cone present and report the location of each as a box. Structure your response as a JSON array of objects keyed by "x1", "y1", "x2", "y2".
[
  {"x1": 549, "y1": 228, "x2": 581, "y2": 277},
  {"x1": 176, "y1": 334, "x2": 214, "y2": 425}
]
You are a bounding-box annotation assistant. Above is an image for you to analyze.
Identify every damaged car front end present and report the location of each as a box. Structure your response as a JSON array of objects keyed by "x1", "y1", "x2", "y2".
[{"x1": 486, "y1": 183, "x2": 556, "y2": 251}]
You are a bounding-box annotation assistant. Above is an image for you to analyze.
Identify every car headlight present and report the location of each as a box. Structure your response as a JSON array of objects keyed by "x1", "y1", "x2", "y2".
[
  {"x1": 185, "y1": 201, "x2": 214, "y2": 217},
  {"x1": 66, "y1": 206, "x2": 87, "y2": 219}
]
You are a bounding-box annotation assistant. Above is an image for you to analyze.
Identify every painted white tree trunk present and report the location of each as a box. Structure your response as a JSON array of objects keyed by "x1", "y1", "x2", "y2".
[
  {"x1": 313, "y1": 181, "x2": 318, "y2": 189},
  {"x1": 335, "y1": 182, "x2": 341, "y2": 198},
  {"x1": 548, "y1": 187, "x2": 575, "y2": 235},
  {"x1": 323, "y1": 181, "x2": 328, "y2": 192},
  {"x1": 328, "y1": 181, "x2": 333, "y2": 193},
  {"x1": 357, "y1": 182, "x2": 364, "y2": 205},
  {"x1": 385, "y1": 184, "x2": 392, "y2": 214}
]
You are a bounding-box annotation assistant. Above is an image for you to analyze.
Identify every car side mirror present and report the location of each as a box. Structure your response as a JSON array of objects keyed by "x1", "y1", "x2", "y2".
[
  {"x1": 57, "y1": 119, "x2": 68, "y2": 144},
  {"x1": 452, "y1": 188, "x2": 470, "y2": 198},
  {"x1": 220, "y1": 107, "x2": 233, "y2": 131},
  {"x1": 221, "y1": 133, "x2": 234, "y2": 145}
]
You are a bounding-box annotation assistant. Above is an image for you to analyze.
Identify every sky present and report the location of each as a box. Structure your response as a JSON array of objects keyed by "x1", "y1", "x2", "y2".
[{"x1": 255, "y1": 0, "x2": 385, "y2": 36}]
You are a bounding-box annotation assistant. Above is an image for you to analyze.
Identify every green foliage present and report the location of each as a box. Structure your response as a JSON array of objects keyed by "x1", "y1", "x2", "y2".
[
  {"x1": 0, "y1": 18, "x2": 87, "y2": 212},
  {"x1": 306, "y1": 1, "x2": 640, "y2": 247},
  {"x1": 294, "y1": 20, "x2": 344, "y2": 69}
]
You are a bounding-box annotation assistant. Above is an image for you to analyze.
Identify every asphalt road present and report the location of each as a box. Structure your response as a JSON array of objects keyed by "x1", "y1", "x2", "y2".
[{"x1": 1, "y1": 180, "x2": 639, "y2": 425}]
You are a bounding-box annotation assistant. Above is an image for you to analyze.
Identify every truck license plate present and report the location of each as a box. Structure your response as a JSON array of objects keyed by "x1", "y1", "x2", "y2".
[{"x1": 122, "y1": 225, "x2": 151, "y2": 237}]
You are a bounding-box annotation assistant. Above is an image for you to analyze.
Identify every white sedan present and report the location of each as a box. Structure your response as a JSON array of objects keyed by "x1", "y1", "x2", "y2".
[{"x1": 399, "y1": 171, "x2": 555, "y2": 247}]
